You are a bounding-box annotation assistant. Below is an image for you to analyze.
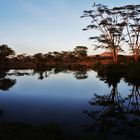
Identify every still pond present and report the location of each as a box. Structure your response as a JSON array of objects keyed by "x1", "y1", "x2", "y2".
[{"x1": 0, "y1": 67, "x2": 140, "y2": 139}]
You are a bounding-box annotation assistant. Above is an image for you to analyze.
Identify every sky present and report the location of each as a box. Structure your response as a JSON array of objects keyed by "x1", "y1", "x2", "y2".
[{"x1": 0, "y1": 0, "x2": 140, "y2": 55}]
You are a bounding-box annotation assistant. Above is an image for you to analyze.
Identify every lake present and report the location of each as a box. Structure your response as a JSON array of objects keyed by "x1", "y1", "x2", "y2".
[{"x1": 0, "y1": 66, "x2": 140, "y2": 139}]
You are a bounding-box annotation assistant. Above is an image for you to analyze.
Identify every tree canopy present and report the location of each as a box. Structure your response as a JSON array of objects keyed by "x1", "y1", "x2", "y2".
[
  {"x1": 0, "y1": 44, "x2": 15, "y2": 59},
  {"x1": 81, "y1": 3, "x2": 140, "y2": 63}
]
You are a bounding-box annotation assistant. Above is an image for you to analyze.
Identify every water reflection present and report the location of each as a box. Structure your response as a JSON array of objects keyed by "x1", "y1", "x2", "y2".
[
  {"x1": 0, "y1": 72, "x2": 15, "y2": 117},
  {"x1": 84, "y1": 64, "x2": 140, "y2": 138},
  {"x1": 0, "y1": 110, "x2": 4, "y2": 117},
  {"x1": 73, "y1": 70, "x2": 88, "y2": 80},
  {"x1": 0, "y1": 67, "x2": 90, "y2": 90},
  {"x1": 0, "y1": 79, "x2": 16, "y2": 91},
  {"x1": 33, "y1": 67, "x2": 89, "y2": 80},
  {"x1": 125, "y1": 85, "x2": 140, "y2": 116},
  {"x1": 0, "y1": 70, "x2": 16, "y2": 91},
  {"x1": 0, "y1": 65, "x2": 140, "y2": 139},
  {"x1": 124, "y1": 64, "x2": 140, "y2": 117},
  {"x1": 34, "y1": 70, "x2": 49, "y2": 80},
  {"x1": 33, "y1": 67, "x2": 55, "y2": 80}
]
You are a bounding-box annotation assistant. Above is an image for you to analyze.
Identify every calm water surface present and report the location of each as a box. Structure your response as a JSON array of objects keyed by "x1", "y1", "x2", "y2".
[{"x1": 0, "y1": 69, "x2": 139, "y2": 137}]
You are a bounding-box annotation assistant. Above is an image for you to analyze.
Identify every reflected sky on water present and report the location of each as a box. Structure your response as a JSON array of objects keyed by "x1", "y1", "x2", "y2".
[{"x1": 0, "y1": 69, "x2": 137, "y2": 136}]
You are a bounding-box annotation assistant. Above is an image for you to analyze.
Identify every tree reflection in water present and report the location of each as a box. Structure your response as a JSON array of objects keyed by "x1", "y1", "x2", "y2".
[
  {"x1": 0, "y1": 78, "x2": 16, "y2": 91},
  {"x1": 0, "y1": 70, "x2": 16, "y2": 91},
  {"x1": 33, "y1": 67, "x2": 53, "y2": 80},
  {"x1": 33, "y1": 66, "x2": 89, "y2": 80},
  {"x1": 84, "y1": 64, "x2": 140, "y2": 139},
  {"x1": 124, "y1": 85, "x2": 140, "y2": 116},
  {"x1": 0, "y1": 70, "x2": 16, "y2": 118},
  {"x1": 74, "y1": 70, "x2": 88, "y2": 80},
  {"x1": 124, "y1": 64, "x2": 140, "y2": 116}
]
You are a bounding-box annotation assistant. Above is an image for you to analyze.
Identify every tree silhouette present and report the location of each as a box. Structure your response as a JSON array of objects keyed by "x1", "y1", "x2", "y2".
[
  {"x1": 83, "y1": 64, "x2": 140, "y2": 139},
  {"x1": 73, "y1": 69, "x2": 88, "y2": 80},
  {"x1": 73, "y1": 46, "x2": 88, "y2": 60},
  {"x1": 0, "y1": 45, "x2": 15, "y2": 69},
  {"x1": 0, "y1": 45, "x2": 15, "y2": 59},
  {"x1": 119, "y1": 5, "x2": 140, "y2": 62},
  {"x1": 0, "y1": 78, "x2": 16, "y2": 91},
  {"x1": 124, "y1": 63, "x2": 140, "y2": 116},
  {"x1": 0, "y1": 70, "x2": 16, "y2": 91},
  {"x1": 125, "y1": 85, "x2": 140, "y2": 116},
  {"x1": 81, "y1": 3, "x2": 125, "y2": 63}
]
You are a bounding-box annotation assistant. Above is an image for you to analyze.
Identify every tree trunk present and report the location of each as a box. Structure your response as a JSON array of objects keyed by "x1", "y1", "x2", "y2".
[
  {"x1": 112, "y1": 49, "x2": 118, "y2": 64},
  {"x1": 133, "y1": 48, "x2": 139, "y2": 63}
]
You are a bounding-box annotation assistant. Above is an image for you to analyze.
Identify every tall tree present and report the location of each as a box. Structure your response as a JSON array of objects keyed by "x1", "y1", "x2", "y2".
[
  {"x1": 81, "y1": 3, "x2": 126, "y2": 63},
  {"x1": 119, "y1": 5, "x2": 140, "y2": 62}
]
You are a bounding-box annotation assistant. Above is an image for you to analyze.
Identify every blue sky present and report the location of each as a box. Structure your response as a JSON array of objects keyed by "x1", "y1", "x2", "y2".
[{"x1": 0, "y1": 0, "x2": 139, "y2": 55}]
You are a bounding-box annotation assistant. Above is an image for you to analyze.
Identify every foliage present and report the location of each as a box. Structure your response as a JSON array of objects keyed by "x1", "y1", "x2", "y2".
[
  {"x1": 0, "y1": 45, "x2": 15, "y2": 58},
  {"x1": 81, "y1": 3, "x2": 140, "y2": 63},
  {"x1": 81, "y1": 3, "x2": 126, "y2": 63},
  {"x1": 119, "y1": 5, "x2": 140, "y2": 62},
  {"x1": 73, "y1": 46, "x2": 88, "y2": 59}
]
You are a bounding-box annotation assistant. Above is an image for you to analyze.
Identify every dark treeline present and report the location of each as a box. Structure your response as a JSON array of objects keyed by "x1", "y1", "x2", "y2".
[
  {"x1": 0, "y1": 45, "x2": 95, "y2": 70},
  {"x1": 0, "y1": 44, "x2": 139, "y2": 70}
]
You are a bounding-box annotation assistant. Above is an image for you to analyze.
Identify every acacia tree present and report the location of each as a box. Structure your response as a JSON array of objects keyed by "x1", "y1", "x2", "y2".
[
  {"x1": 81, "y1": 3, "x2": 126, "y2": 63},
  {"x1": 119, "y1": 5, "x2": 140, "y2": 62},
  {"x1": 73, "y1": 46, "x2": 88, "y2": 60}
]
